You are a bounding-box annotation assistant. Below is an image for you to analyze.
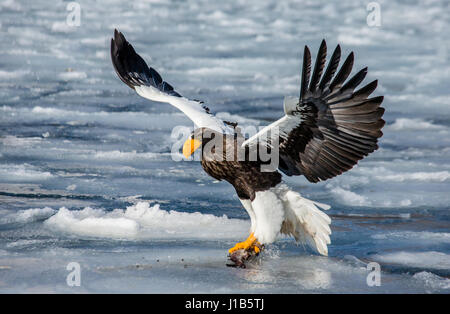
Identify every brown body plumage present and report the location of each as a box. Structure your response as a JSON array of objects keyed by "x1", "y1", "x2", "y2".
[{"x1": 193, "y1": 128, "x2": 282, "y2": 201}]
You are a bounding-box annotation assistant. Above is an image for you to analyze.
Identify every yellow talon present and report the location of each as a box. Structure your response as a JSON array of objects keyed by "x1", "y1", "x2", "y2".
[{"x1": 228, "y1": 232, "x2": 261, "y2": 254}]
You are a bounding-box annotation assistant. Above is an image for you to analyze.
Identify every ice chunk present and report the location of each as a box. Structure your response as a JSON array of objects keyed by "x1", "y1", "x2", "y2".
[{"x1": 44, "y1": 202, "x2": 249, "y2": 240}]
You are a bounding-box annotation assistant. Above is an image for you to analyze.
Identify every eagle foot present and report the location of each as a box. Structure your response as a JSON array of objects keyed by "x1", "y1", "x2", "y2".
[{"x1": 228, "y1": 232, "x2": 261, "y2": 254}]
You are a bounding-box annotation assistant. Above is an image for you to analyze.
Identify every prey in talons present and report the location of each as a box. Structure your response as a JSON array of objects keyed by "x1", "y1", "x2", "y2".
[{"x1": 227, "y1": 233, "x2": 263, "y2": 268}]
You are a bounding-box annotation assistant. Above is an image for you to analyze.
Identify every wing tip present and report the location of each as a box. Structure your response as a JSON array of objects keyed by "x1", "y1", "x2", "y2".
[
  {"x1": 110, "y1": 29, "x2": 185, "y2": 98},
  {"x1": 110, "y1": 29, "x2": 137, "y2": 90},
  {"x1": 113, "y1": 28, "x2": 124, "y2": 48},
  {"x1": 304, "y1": 45, "x2": 311, "y2": 57}
]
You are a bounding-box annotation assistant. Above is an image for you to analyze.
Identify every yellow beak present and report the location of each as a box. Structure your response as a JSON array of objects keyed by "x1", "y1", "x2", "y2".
[{"x1": 182, "y1": 138, "x2": 201, "y2": 158}]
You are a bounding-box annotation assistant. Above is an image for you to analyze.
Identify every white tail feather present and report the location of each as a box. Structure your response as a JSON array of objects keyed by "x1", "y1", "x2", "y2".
[
  {"x1": 280, "y1": 188, "x2": 332, "y2": 256},
  {"x1": 247, "y1": 184, "x2": 332, "y2": 256}
]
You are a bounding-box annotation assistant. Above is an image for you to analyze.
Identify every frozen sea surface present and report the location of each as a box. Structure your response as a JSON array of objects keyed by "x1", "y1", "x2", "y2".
[{"x1": 0, "y1": 0, "x2": 449, "y2": 293}]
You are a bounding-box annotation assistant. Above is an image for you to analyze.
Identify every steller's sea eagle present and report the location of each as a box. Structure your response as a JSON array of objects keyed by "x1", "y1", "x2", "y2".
[{"x1": 110, "y1": 29, "x2": 385, "y2": 258}]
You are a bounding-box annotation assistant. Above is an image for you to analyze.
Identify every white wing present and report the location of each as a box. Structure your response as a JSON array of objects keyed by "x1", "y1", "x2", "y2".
[
  {"x1": 241, "y1": 99, "x2": 301, "y2": 148},
  {"x1": 134, "y1": 85, "x2": 230, "y2": 133},
  {"x1": 111, "y1": 29, "x2": 233, "y2": 134}
]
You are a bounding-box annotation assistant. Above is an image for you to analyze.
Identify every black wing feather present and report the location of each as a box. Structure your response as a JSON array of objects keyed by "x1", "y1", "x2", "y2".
[
  {"x1": 319, "y1": 45, "x2": 341, "y2": 92},
  {"x1": 309, "y1": 40, "x2": 327, "y2": 94},
  {"x1": 328, "y1": 52, "x2": 354, "y2": 95},
  {"x1": 278, "y1": 41, "x2": 385, "y2": 182},
  {"x1": 111, "y1": 29, "x2": 181, "y2": 97},
  {"x1": 300, "y1": 46, "x2": 311, "y2": 100}
]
